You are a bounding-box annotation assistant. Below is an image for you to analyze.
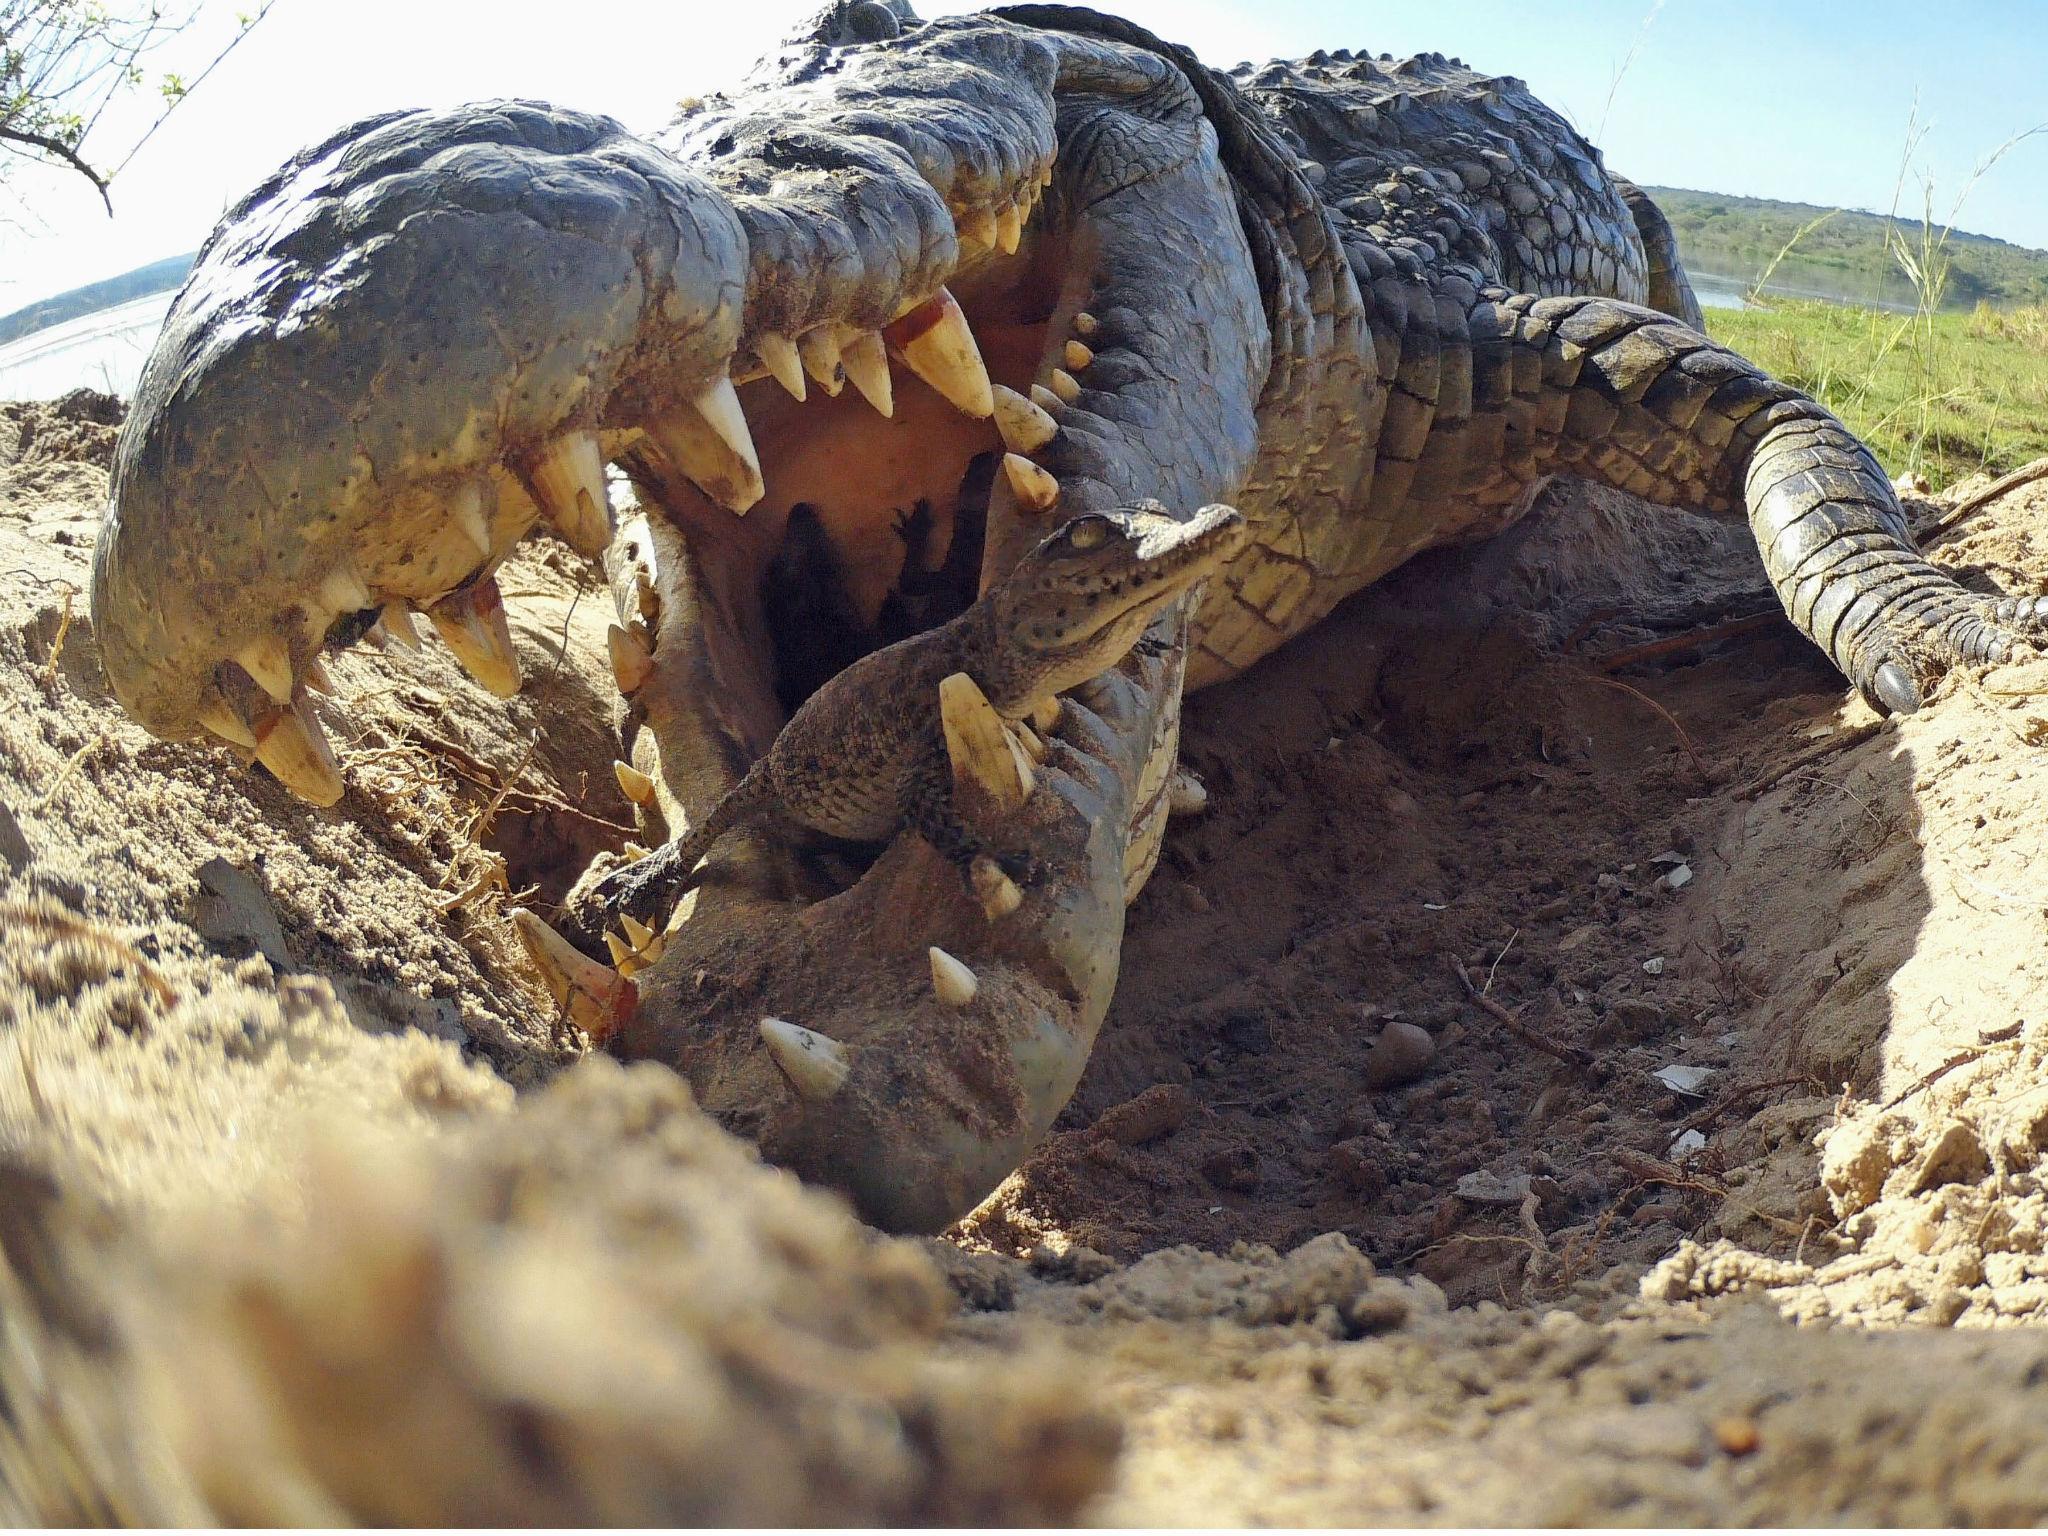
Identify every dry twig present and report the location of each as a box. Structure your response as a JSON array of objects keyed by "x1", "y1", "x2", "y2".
[{"x1": 1447, "y1": 956, "x2": 1593, "y2": 1069}]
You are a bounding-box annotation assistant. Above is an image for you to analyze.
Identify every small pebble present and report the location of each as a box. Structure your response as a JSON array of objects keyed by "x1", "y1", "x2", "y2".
[
  {"x1": 1364, "y1": 1019, "x2": 1437, "y2": 1088},
  {"x1": 1713, "y1": 1415, "x2": 1761, "y2": 1457}
]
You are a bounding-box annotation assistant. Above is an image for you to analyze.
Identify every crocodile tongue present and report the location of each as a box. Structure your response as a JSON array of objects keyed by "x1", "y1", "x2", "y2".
[{"x1": 593, "y1": 507, "x2": 1175, "y2": 1232}]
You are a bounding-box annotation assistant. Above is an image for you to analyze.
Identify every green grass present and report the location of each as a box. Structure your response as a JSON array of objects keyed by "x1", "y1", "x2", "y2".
[
  {"x1": 1702, "y1": 299, "x2": 2048, "y2": 491},
  {"x1": 1648, "y1": 186, "x2": 2048, "y2": 310}
]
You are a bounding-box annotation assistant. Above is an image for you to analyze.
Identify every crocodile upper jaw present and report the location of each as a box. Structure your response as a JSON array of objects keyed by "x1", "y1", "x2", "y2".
[{"x1": 89, "y1": 8, "x2": 1282, "y2": 1230}]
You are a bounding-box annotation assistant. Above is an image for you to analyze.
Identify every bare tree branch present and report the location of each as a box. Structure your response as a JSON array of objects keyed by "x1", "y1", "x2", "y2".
[{"x1": 0, "y1": 121, "x2": 111, "y2": 212}]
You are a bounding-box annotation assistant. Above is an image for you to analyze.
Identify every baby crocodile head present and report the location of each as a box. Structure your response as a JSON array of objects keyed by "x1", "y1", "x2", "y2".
[{"x1": 985, "y1": 502, "x2": 1248, "y2": 707}]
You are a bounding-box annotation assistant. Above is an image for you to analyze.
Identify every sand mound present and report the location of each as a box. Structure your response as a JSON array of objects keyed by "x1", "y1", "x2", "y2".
[{"x1": 8, "y1": 394, "x2": 2048, "y2": 1521}]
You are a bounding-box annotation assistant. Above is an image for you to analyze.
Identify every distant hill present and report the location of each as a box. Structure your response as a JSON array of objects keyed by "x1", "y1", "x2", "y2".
[
  {"x1": 0, "y1": 254, "x2": 195, "y2": 346},
  {"x1": 1644, "y1": 187, "x2": 2048, "y2": 310}
]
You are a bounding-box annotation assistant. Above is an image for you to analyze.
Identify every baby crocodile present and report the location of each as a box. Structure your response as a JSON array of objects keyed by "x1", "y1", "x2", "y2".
[{"x1": 592, "y1": 502, "x2": 1249, "y2": 926}]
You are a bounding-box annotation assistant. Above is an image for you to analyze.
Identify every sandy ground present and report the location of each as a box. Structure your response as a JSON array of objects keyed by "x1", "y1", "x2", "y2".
[{"x1": 8, "y1": 389, "x2": 2048, "y2": 1522}]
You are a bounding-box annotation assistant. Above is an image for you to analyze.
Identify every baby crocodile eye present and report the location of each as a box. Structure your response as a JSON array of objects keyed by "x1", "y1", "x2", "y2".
[{"x1": 1066, "y1": 517, "x2": 1110, "y2": 551}]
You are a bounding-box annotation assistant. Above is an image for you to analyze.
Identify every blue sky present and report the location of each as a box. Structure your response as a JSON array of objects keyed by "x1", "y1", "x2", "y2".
[{"x1": 5, "y1": 0, "x2": 2045, "y2": 309}]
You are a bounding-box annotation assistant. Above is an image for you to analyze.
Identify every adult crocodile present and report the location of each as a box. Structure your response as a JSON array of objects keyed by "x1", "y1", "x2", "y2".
[{"x1": 90, "y1": 1, "x2": 2043, "y2": 1231}]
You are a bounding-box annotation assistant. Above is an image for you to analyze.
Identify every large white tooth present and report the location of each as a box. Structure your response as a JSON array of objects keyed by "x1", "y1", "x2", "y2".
[
  {"x1": 970, "y1": 855, "x2": 1023, "y2": 920},
  {"x1": 614, "y1": 758, "x2": 656, "y2": 805},
  {"x1": 511, "y1": 910, "x2": 631, "y2": 1038},
  {"x1": 799, "y1": 327, "x2": 846, "y2": 395},
  {"x1": 302, "y1": 658, "x2": 337, "y2": 696},
  {"x1": 884, "y1": 288, "x2": 994, "y2": 418},
  {"x1": 1073, "y1": 310, "x2": 1099, "y2": 337},
  {"x1": 608, "y1": 622, "x2": 653, "y2": 695},
  {"x1": 994, "y1": 200, "x2": 1023, "y2": 254},
  {"x1": 647, "y1": 377, "x2": 764, "y2": 514},
  {"x1": 1048, "y1": 368, "x2": 1081, "y2": 404},
  {"x1": 1169, "y1": 770, "x2": 1210, "y2": 816},
  {"x1": 929, "y1": 946, "x2": 978, "y2": 1007},
  {"x1": 1030, "y1": 384, "x2": 1064, "y2": 415},
  {"x1": 605, "y1": 930, "x2": 636, "y2": 971},
  {"x1": 451, "y1": 480, "x2": 492, "y2": 560},
  {"x1": 1013, "y1": 721, "x2": 1047, "y2": 763},
  {"x1": 621, "y1": 914, "x2": 657, "y2": 952},
  {"x1": 1064, "y1": 339, "x2": 1094, "y2": 371},
  {"x1": 428, "y1": 576, "x2": 521, "y2": 698},
  {"x1": 992, "y1": 384, "x2": 1058, "y2": 453},
  {"x1": 759, "y1": 1017, "x2": 851, "y2": 1101},
  {"x1": 1002, "y1": 453, "x2": 1060, "y2": 513},
  {"x1": 236, "y1": 636, "x2": 295, "y2": 705},
  {"x1": 939, "y1": 671, "x2": 1032, "y2": 812},
  {"x1": 756, "y1": 333, "x2": 807, "y2": 402},
  {"x1": 198, "y1": 698, "x2": 258, "y2": 751},
  {"x1": 958, "y1": 205, "x2": 999, "y2": 249},
  {"x1": 254, "y1": 694, "x2": 344, "y2": 807},
  {"x1": 379, "y1": 602, "x2": 422, "y2": 650},
  {"x1": 525, "y1": 431, "x2": 613, "y2": 556},
  {"x1": 1028, "y1": 696, "x2": 1060, "y2": 734},
  {"x1": 318, "y1": 563, "x2": 373, "y2": 616},
  {"x1": 840, "y1": 330, "x2": 895, "y2": 418}
]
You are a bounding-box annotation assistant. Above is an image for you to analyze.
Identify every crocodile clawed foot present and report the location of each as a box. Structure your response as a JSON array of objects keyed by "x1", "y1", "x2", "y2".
[{"x1": 1852, "y1": 592, "x2": 2048, "y2": 716}]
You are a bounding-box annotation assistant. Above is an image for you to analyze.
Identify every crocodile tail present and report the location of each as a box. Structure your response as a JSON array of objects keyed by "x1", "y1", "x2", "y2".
[
  {"x1": 1357, "y1": 280, "x2": 2043, "y2": 712},
  {"x1": 1610, "y1": 176, "x2": 1705, "y2": 329},
  {"x1": 661, "y1": 764, "x2": 774, "y2": 897}
]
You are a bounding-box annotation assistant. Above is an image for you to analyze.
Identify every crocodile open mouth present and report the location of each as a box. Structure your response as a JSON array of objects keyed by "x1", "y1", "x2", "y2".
[{"x1": 90, "y1": 10, "x2": 1267, "y2": 1230}]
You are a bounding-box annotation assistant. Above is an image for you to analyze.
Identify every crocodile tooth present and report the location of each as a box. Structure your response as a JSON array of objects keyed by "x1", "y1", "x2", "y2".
[
  {"x1": 378, "y1": 602, "x2": 422, "y2": 650},
  {"x1": 621, "y1": 913, "x2": 657, "y2": 952},
  {"x1": 840, "y1": 330, "x2": 895, "y2": 418},
  {"x1": 198, "y1": 698, "x2": 258, "y2": 751},
  {"x1": 799, "y1": 327, "x2": 846, "y2": 395},
  {"x1": 1029, "y1": 384, "x2": 1064, "y2": 415},
  {"x1": 1073, "y1": 310, "x2": 1099, "y2": 337},
  {"x1": 235, "y1": 636, "x2": 296, "y2": 705},
  {"x1": 1063, "y1": 339, "x2": 1094, "y2": 371},
  {"x1": 939, "y1": 671, "x2": 1032, "y2": 812},
  {"x1": 1169, "y1": 770, "x2": 1210, "y2": 816},
  {"x1": 992, "y1": 384, "x2": 1058, "y2": 453},
  {"x1": 1013, "y1": 721, "x2": 1047, "y2": 763},
  {"x1": 884, "y1": 288, "x2": 994, "y2": 418},
  {"x1": 511, "y1": 909, "x2": 632, "y2": 1037},
  {"x1": 450, "y1": 481, "x2": 493, "y2": 562},
  {"x1": 759, "y1": 1017, "x2": 851, "y2": 1101},
  {"x1": 525, "y1": 431, "x2": 613, "y2": 556},
  {"x1": 928, "y1": 946, "x2": 978, "y2": 1006},
  {"x1": 428, "y1": 576, "x2": 521, "y2": 698},
  {"x1": 647, "y1": 377, "x2": 764, "y2": 514},
  {"x1": 614, "y1": 759, "x2": 656, "y2": 805},
  {"x1": 958, "y1": 205, "x2": 999, "y2": 249},
  {"x1": 254, "y1": 694, "x2": 343, "y2": 806},
  {"x1": 605, "y1": 930, "x2": 635, "y2": 969},
  {"x1": 1048, "y1": 368, "x2": 1081, "y2": 404},
  {"x1": 970, "y1": 855, "x2": 1023, "y2": 920},
  {"x1": 1028, "y1": 696, "x2": 1060, "y2": 734},
  {"x1": 318, "y1": 563, "x2": 373, "y2": 617},
  {"x1": 302, "y1": 657, "x2": 337, "y2": 696},
  {"x1": 755, "y1": 333, "x2": 807, "y2": 401},
  {"x1": 607, "y1": 622, "x2": 653, "y2": 695},
  {"x1": 1002, "y1": 453, "x2": 1060, "y2": 513},
  {"x1": 994, "y1": 200, "x2": 1023, "y2": 254}
]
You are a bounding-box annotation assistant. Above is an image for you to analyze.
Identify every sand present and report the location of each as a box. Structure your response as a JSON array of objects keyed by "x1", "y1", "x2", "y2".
[{"x1": 7, "y1": 387, "x2": 2048, "y2": 1522}]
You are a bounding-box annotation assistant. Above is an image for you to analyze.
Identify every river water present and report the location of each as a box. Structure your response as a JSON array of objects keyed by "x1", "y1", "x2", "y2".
[
  {"x1": 0, "y1": 292, "x2": 174, "y2": 401},
  {"x1": 0, "y1": 256, "x2": 1946, "y2": 401}
]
